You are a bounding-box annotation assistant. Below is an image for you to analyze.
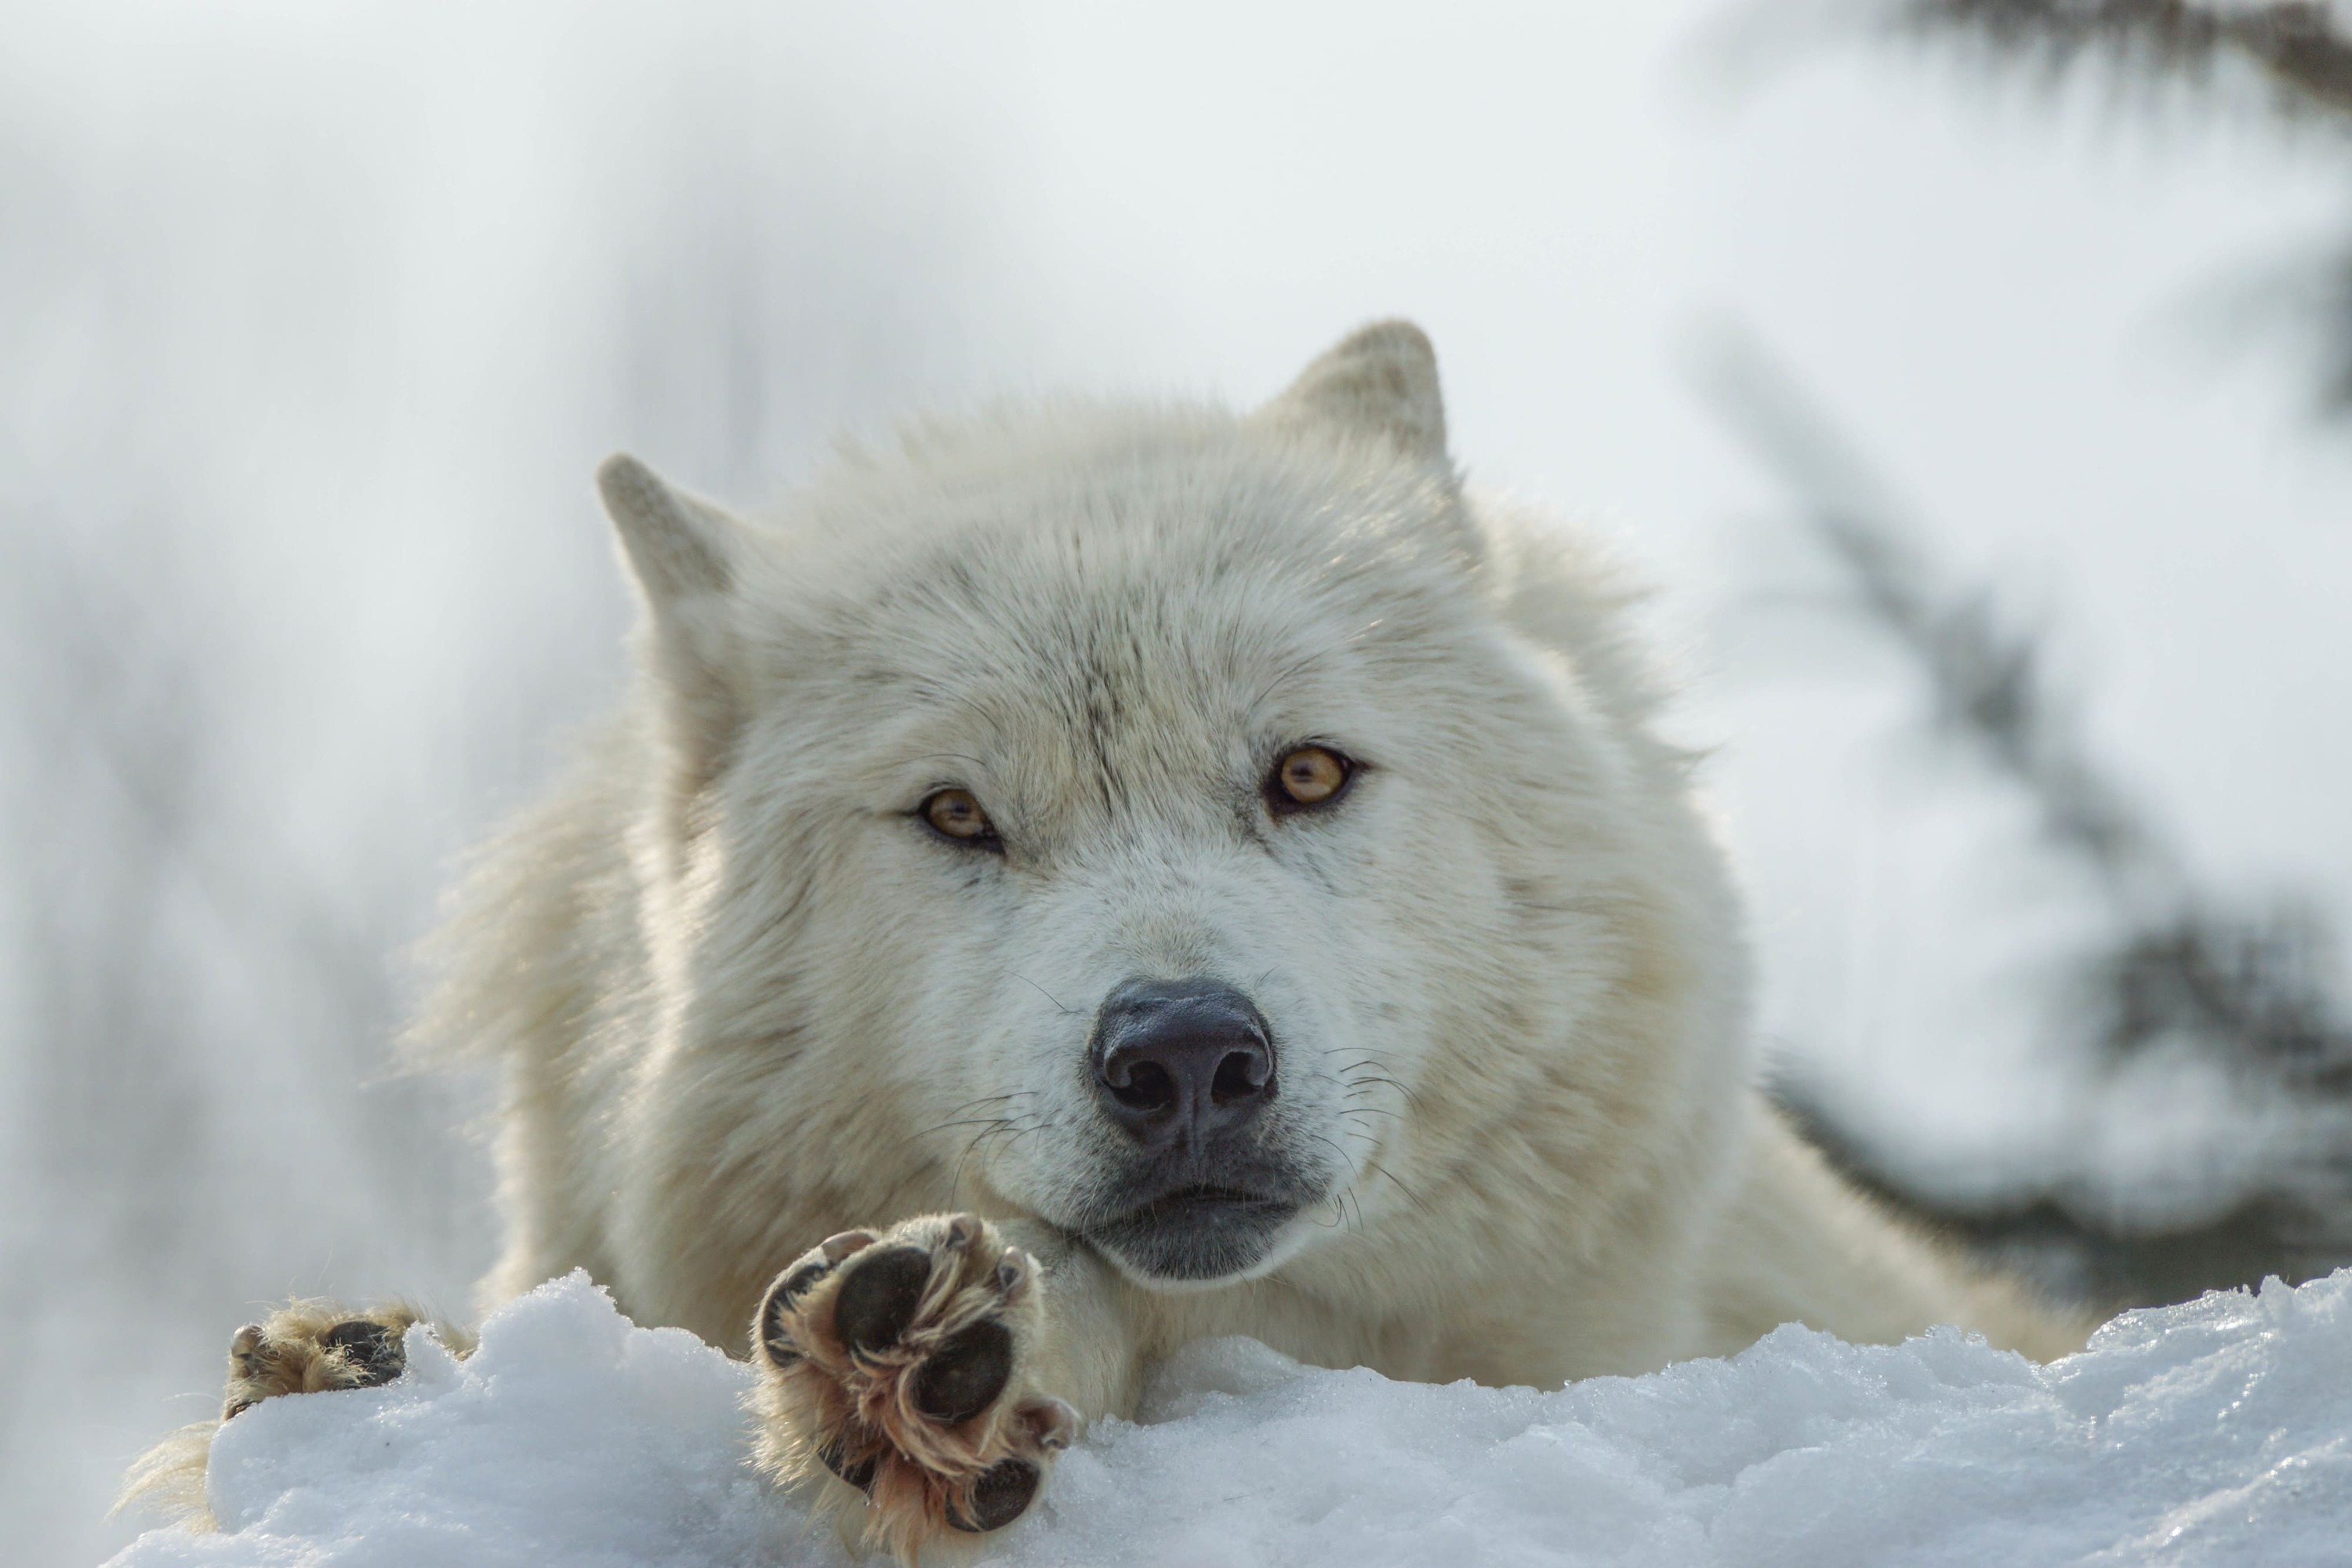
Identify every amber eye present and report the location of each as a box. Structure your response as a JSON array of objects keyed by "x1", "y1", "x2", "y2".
[
  {"x1": 1270, "y1": 745, "x2": 1352, "y2": 811},
  {"x1": 920, "y1": 788, "x2": 997, "y2": 844}
]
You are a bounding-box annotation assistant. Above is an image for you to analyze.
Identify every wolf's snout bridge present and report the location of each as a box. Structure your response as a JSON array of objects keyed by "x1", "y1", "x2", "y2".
[{"x1": 1089, "y1": 978, "x2": 1276, "y2": 1149}]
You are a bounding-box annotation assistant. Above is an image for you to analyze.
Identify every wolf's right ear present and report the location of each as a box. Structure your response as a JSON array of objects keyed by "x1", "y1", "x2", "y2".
[{"x1": 597, "y1": 453, "x2": 743, "y2": 786}]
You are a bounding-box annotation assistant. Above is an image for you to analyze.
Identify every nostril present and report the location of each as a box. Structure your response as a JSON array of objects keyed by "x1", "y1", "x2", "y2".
[
  {"x1": 1108, "y1": 1058, "x2": 1175, "y2": 1112},
  {"x1": 1210, "y1": 1050, "x2": 1267, "y2": 1102}
]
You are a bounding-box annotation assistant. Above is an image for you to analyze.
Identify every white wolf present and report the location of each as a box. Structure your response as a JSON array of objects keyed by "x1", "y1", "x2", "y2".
[{"x1": 136, "y1": 322, "x2": 2080, "y2": 1558}]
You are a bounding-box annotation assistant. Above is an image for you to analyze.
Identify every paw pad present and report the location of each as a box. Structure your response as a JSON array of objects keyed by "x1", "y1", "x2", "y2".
[
  {"x1": 948, "y1": 1457, "x2": 1040, "y2": 1533},
  {"x1": 912, "y1": 1319, "x2": 1014, "y2": 1423},
  {"x1": 833, "y1": 1246, "x2": 935, "y2": 1359},
  {"x1": 319, "y1": 1319, "x2": 406, "y2": 1386}
]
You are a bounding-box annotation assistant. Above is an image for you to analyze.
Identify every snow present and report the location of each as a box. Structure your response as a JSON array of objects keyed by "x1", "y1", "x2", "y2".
[{"x1": 111, "y1": 1268, "x2": 2352, "y2": 1568}]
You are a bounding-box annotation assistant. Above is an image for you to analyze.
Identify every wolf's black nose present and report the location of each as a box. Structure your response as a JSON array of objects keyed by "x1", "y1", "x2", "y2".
[{"x1": 1091, "y1": 977, "x2": 1275, "y2": 1148}]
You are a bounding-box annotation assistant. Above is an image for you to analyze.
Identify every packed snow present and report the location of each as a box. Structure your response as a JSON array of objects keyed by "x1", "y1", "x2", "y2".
[{"x1": 110, "y1": 1268, "x2": 2352, "y2": 1568}]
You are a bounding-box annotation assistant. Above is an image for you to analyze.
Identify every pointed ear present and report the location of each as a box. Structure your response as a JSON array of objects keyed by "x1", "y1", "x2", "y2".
[
  {"x1": 1260, "y1": 319, "x2": 1448, "y2": 464},
  {"x1": 597, "y1": 453, "x2": 743, "y2": 790},
  {"x1": 600, "y1": 452, "x2": 735, "y2": 604}
]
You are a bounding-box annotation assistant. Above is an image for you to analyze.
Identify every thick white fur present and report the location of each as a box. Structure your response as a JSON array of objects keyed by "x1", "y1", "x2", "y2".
[{"x1": 418, "y1": 321, "x2": 2080, "y2": 1446}]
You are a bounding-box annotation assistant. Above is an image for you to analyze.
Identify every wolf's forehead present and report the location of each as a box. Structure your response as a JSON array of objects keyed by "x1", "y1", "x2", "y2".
[{"x1": 887, "y1": 565, "x2": 1339, "y2": 752}]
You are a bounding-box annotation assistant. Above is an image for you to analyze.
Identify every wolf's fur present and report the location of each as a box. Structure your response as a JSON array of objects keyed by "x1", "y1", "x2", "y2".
[{"x1": 135, "y1": 321, "x2": 2082, "y2": 1549}]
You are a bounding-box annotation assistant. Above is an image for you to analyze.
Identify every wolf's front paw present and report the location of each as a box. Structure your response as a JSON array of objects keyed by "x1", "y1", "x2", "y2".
[
  {"x1": 223, "y1": 1303, "x2": 422, "y2": 1419},
  {"x1": 752, "y1": 1214, "x2": 1076, "y2": 1559},
  {"x1": 117, "y1": 1300, "x2": 441, "y2": 1526}
]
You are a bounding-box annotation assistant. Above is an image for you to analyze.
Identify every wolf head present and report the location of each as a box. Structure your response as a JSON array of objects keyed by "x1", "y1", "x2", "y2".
[{"x1": 592, "y1": 323, "x2": 1744, "y2": 1304}]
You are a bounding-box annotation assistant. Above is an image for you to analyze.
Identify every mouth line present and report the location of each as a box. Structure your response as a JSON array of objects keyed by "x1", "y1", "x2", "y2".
[
  {"x1": 1074, "y1": 1178, "x2": 1310, "y2": 1284},
  {"x1": 1145, "y1": 1181, "x2": 1279, "y2": 1207},
  {"x1": 1086, "y1": 1182, "x2": 1295, "y2": 1228}
]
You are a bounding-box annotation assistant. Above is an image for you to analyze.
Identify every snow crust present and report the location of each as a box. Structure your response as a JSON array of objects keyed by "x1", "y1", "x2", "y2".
[{"x1": 111, "y1": 1268, "x2": 2352, "y2": 1567}]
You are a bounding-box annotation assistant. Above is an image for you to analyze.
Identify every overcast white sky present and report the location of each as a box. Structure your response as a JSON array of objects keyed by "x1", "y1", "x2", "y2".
[{"x1": 5, "y1": 3, "x2": 2349, "y2": 1561}]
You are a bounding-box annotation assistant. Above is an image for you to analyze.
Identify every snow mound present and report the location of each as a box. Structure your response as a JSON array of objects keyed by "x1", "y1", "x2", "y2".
[{"x1": 111, "y1": 1268, "x2": 2352, "y2": 1567}]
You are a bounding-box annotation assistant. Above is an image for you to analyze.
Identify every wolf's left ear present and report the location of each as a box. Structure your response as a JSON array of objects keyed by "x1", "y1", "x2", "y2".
[
  {"x1": 1260, "y1": 319, "x2": 1448, "y2": 465},
  {"x1": 601, "y1": 452, "x2": 736, "y2": 604},
  {"x1": 597, "y1": 453, "x2": 744, "y2": 788}
]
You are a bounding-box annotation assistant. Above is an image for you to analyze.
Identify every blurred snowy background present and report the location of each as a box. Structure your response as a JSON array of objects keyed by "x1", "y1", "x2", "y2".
[{"x1": 4, "y1": 2, "x2": 2350, "y2": 1563}]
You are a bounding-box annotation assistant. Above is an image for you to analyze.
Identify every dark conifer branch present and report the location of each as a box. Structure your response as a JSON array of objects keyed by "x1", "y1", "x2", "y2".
[
  {"x1": 1891, "y1": 1, "x2": 2352, "y2": 117},
  {"x1": 1696, "y1": 325, "x2": 2352, "y2": 1308}
]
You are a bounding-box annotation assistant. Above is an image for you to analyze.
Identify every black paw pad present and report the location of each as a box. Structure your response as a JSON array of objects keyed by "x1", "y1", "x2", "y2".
[
  {"x1": 818, "y1": 1439, "x2": 879, "y2": 1492},
  {"x1": 321, "y1": 1320, "x2": 405, "y2": 1387},
  {"x1": 757, "y1": 1296, "x2": 799, "y2": 1368},
  {"x1": 948, "y1": 1458, "x2": 1039, "y2": 1533},
  {"x1": 779, "y1": 1258, "x2": 832, "y2": 1304},
  {"x1": 912, "y1": 1319, "x2": 1014, "y2": 1425},
  {"x1": 832, "y1": 1246, "x2": 931, "y2": 1359},
  {"x1": 759, "y1": 1261, "x2": 832, "y2": 1368}
]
